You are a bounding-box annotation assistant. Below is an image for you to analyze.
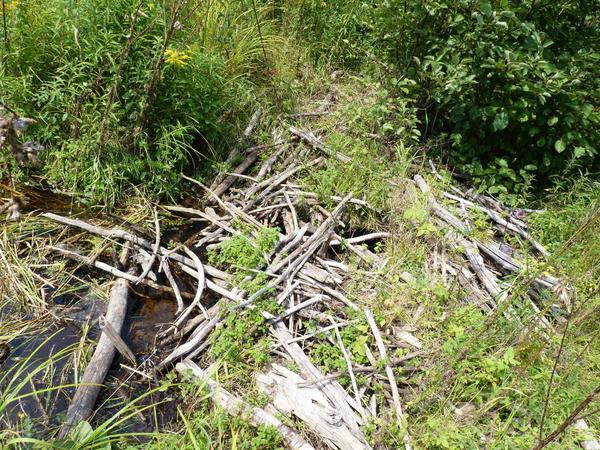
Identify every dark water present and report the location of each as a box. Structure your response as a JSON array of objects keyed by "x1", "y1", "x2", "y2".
[
  {"x1": 0, "y1": 288, "x2": 99, "y2": 430},
  {"x1": 0, "y1": 287, "x2": 180, "y2": 434}
]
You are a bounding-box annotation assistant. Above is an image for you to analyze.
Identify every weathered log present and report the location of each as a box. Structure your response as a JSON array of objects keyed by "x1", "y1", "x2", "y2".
[
  {"x1": 257, "y1": 363, "x2": 370, "y2": 450},
  {"x1": 268, "y1": 316, "x2": 366, "y2": 440},
  {"x1": 58, "y1": 270, "x2": 132, "y2": 437},
  {"x1": 176, "y1": 360, "x2": 315, "y2": 450}
]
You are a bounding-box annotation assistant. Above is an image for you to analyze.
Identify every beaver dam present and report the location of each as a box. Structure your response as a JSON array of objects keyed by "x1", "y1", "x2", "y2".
[{"x1": 1, "y1": 100, "x2": 599, "y2": 449}]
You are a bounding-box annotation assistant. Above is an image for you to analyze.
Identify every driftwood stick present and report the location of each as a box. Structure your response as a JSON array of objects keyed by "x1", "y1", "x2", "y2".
[
  {"x1": 332, "y1": 319, "x2": 368, "y2": 421},
  {"x1": 289, "y1": 126, "x2": 351, "y2": 163},
  {"x1": 182, "y1": 175, "x2": 263, "y2": 229},
  {"x1": 135, "y1": 207, "x2": 160, "y2": 284},
  {"x1": 159, "y1": 312, "x2": 206, "y2": 344},
  {"x1": 161, "y1": 258, "x2": 185, "y2": 313},
  {"x1": 176, "y1": 360, "x2": 315, "y2": 450},
  {"x1": 269, "y1": 295, "x2": 327, "y2": 323},
  {"x1": 219, "y1": 109, "x2": 262, "y2": 168},
  {"x1": 165, "y1": 205, "x2": 239, "y2": 235},
  {"x1": 298, "y1": 276, "x2": 358, "y2": 310},
  {"x1": 243, "y1": 108, "x2": 262, "y2": 137},
  {"x1": 213, "y1": 149, "x2": 259, "y2": 198},
  {"x1": 257, "y1": 133, "x2": 286, "y2": 179},
  {"x1": 98, "y1": 315, "x2": 136, "y2": 365},
  {"x1": 256, "y1": 363, "x2": 370, "y2": 450},
  {"x1": 329, "y1": 232, "x2": 390, "y2": 246},
  {"x1": 48, "y1": 245, "x2": 194, "y2": 300},
  {"x1": 177, "y1": 262, "x2": 244, "y2": 303},
  {"x1": 159, "y1": 311, "x2": 221, "y2": 369},
  {"x1": 245, "y1": 157, "x2": 323, "y2": 204},
  {"x1": 240, "y1": 232, "x2": 329, "y2": 308},
  {"x1": 272, "y1": 194, "x2": 351, "y2": 273},
  {"x1": 271, "y1": 224, "x2": 309, "y2": 267},
  {"x1": 176, "y1": 246, "x2": 207, "y2": 324},
  {"x1": 285, "y1": 190, "x2": 372, "y2": 209},
  {"x1": 58, "y1": 270, "x2": 132, "y2": 437},
  {"x1": 43, "y1": 212, "x2": 227, "y2": 284},
  {"x1": 365, "y1": 308, "x2": 412, "y2": 450}
]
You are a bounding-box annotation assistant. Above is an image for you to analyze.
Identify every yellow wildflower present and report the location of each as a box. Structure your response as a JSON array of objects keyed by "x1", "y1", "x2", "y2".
[
  {"x1": 0, "y1": 0, "x2": 19, "y2": 14},
  {"x1": 164, "y1": 48, "x2": 192, "y2": 67}
]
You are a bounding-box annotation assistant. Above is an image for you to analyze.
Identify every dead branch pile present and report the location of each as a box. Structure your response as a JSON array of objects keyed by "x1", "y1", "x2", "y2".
[
  {"x1": 416, "y1": 162, "x2": 563, "y2": 329},
  {"x1": 42, "y1": 120, "x2": 421, "y2": 449},
  {"x1": 416, "y1": 162, "x2": 598, "y2": 450},
  {"x1": 38, "y1": 141, "x2": 597, "y2": 448}
]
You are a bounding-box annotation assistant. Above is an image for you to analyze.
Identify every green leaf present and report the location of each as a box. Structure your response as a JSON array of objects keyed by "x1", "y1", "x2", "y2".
[
  {"x1": 573, "y1": 146, "x2": 586, "y2": 158},
  {"x1": 492, "y1": 112, "x2": 509, "y2": 131},
  {"x1": 351, "y1": 335, "x2": 369, "y2": 357},
  {"x1": 69, "y1": 421, "x2": 93, "y2": 443},
  {"x1": 547, "y1": 116, "x2": 558, "y2": 126},
  {"x1": 403, "y1": 205, "x2": 427, "y2": 223},
  {"x1": 554, "y1": 139, "x2": 566, "y2": 153},
  {"x1": 543, "y1": 153, "x2": 551, "y2": 167}
]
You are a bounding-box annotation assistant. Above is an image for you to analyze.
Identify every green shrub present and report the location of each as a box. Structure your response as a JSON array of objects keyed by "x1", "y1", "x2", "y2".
[
  {"x1": 0, "y1": 0, "x2": 283, "y2": 204},
  {"x1": 295, "y1": 0, "x2": 600, "y2": 194},
  {"x1": 375, "y1": 0, "x2": 600, "y2": 194}
]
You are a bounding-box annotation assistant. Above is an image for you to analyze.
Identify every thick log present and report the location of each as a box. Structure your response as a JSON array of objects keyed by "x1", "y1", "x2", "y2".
[
  {"x1": 268, "y1": 317, "x2": 366, "y2": 441},
  {"x1": 257, "y1": 363, "x2": 370, "y2": 450},
  {"x1": 58, "y1": 272, "x2": 132, "y2": 437}
]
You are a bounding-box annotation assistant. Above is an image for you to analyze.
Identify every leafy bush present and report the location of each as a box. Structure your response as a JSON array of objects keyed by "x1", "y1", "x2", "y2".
[
  {"x1": 291, "y1": 0, "x2": 600, "y2": 194},
  {"x1": 376, "y1": 0, "x2": 600, "y2": 194},
  {"x1": 0, "y1": 0, "x2": 282, "y2": 204}
]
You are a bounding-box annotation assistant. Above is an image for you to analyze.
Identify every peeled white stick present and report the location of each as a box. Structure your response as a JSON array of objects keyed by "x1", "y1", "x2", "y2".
[
  {"x1": 364, "y1": 308, "x2": 412, "y2": 450},
  {"x1": 176, "y1": 360, "x2": 315, "y2": 450}
]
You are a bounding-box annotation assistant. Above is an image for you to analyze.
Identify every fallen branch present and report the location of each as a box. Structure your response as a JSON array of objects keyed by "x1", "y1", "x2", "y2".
[
  {"x1": 176, "y1": 360, "x2": 315, "y2": 450},
  {"x1": 365, "y1": 308, "x2": 412, "y2": 450},
  {"x1": 289, "y1": 126, "x2": 351, "y2": 163},
  {"x1": 98, "y1": 315, "x2": 136, "y2": 365},
  {"x1": 59, "y1": 268, "x2": 132, "y2": 437},
  {"x1": 533, "y1": 383, "x2": 600, "y2": 450}
]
